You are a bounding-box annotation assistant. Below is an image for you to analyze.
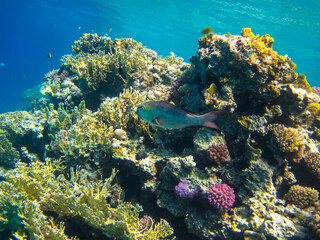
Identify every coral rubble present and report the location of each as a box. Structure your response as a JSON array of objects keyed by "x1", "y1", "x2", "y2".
[{"x1": 2, "y1": 28, "x2": 320, "y2": 239}]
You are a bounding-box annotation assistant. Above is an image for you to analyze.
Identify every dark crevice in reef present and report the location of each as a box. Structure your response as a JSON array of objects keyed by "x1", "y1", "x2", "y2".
[
  {"x1": 116, "y1": 162, "x2": 202, "y2": 240},
  {"x1": 234, "y1": 92, "x2": 267, "y2": 115}
]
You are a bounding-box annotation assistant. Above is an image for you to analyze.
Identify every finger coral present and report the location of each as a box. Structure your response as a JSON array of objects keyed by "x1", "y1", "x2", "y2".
[
  {"x1": 208, "y1": 183, "x2": 235, "y2": 211},
  {"x1": 284, "y1": 185, "x2": 319, "y2": 209}
]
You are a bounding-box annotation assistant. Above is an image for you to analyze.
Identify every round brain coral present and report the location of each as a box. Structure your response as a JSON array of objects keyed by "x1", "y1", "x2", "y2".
[
  {"x1": 284, "y1": 185, "x2": 319, "y2": 209},
  {"x1": 208, "y1": 183, "x2": 235, "y2": 211}
]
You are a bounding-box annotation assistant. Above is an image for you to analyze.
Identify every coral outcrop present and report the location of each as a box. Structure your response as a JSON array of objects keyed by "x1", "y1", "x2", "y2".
[{"x1": 6, "y1": 28, "x2": 320, "y2": 239}]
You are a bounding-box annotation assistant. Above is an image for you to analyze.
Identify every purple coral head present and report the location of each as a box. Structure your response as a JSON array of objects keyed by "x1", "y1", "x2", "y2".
[
  {"x1": 175, "y1": 179, "x2": 199, "y2": 202},
  {"x1": 208, "y1": 183, "x2": 235, "y2": 211}
]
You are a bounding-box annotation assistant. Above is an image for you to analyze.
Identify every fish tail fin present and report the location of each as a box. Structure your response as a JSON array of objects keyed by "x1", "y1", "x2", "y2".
[{"x1": 201, "y1": 111, "x2": 220, "y2": 129}]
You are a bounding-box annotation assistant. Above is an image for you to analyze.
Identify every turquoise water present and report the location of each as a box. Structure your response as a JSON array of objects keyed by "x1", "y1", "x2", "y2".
[{"x1": 0, "y1": 0, "x2": 319, "y2": 113}]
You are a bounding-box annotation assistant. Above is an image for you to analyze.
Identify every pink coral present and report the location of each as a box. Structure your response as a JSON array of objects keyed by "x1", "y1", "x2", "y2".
[
  {"x1": 207, "y1": 143, "x2": 229, "y2": 164},
  {"x1": 208, "y1": 183, "x2": 235, "y2": 211},
  {"x1": 312, "y1": 87, "x2": 320, "y2": 96}
]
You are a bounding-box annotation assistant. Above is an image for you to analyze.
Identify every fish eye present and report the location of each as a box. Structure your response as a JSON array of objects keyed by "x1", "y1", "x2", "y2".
[{"x1": 140, "y1": 106, "x2": 145, "y2": 111}]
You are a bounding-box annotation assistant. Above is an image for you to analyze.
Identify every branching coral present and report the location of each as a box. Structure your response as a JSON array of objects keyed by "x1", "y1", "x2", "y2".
[
  {"x1": 51, "y1": 113, "x2": 113, "y2": 159},
  {"x1": 284, "y1": 185, "x2": 319, "y2": 209},
  {"x1": 62, "y1": 38, "x2": 155, "y2": 91},
  {"x1": 0, "y1": 159, "x2": 174, "y2": 239},
  {"x1": 99, "y1": 87, "x2": 147, "y2": 129},
  {"x1": 72, "y1": 33, "x2": 113, "y2": 55}
]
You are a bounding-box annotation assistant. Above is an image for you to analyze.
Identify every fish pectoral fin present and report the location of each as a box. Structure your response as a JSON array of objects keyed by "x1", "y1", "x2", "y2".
[{"x1": 153, "y1": 118, "x2": 161, "y2": 126}]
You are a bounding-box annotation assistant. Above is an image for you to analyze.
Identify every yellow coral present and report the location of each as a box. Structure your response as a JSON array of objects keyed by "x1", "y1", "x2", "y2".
[
  {"x1": 306, "y1": 102, "x2": 320, "y2": 121},
  {"x1": 241, "y1": 28, "x2": 296, "y2": 82},
  {"x1": 72, "y1": 33, "x2": 112, "y2": 54},
  {"x1": 294, "y1": 73, "x2": 313, "y2": 93},
  {"x1": 0, "y1": 159, "x2": 174, "y2": 239},
  {"x1": 304, "y1": 152, "x2": 320, "y2": 179},
  {"x1": 284, "y1": 185, "x2": 319, "y2": 209},
  {"x1": 267, "y1": 124, "x2": 305, "y2": 163}
]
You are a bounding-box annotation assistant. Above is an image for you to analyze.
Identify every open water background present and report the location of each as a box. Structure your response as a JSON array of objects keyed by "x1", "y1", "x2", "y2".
[{"x1": 0, "y1": 0, "x2": 319, "y2": 113}]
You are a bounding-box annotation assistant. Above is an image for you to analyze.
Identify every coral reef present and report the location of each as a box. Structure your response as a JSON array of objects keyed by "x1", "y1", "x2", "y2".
[{"x1": 12, "y1": 28, "x2": 320, "y2": 239}]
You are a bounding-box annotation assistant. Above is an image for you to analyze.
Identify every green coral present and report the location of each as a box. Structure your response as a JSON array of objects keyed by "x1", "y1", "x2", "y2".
[
  {"x1": 0, "y1": 159, "x2": 174, "y2": 239},
  {"x1": 284, "y1": 185, "x2": 319, "y2": 209}
]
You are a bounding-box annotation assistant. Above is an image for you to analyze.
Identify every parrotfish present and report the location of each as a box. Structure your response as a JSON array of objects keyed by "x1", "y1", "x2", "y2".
[{"x1": 136, "y1": 101, "x2": 219, "y2": 129}]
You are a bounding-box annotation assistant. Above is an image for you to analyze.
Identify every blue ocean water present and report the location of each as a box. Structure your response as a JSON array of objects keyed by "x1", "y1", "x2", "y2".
[{"x1": 0, "y1": 0, "x2": 319, "y2": 114}]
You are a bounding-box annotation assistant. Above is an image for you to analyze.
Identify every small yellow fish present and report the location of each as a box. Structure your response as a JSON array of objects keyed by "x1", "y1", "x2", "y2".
[
  {"x1": 47, "y1": 53, "x2": 52, "y2": 58},
  {"x1": 201, "y1": 27, "x2": 213, "y2": 35},
  {"x1": 136, "y1": 101, "x2": 219, "y2": 129},
  {"x1": 109, "y1": 28, "x2": 112, "y2": 33}
]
